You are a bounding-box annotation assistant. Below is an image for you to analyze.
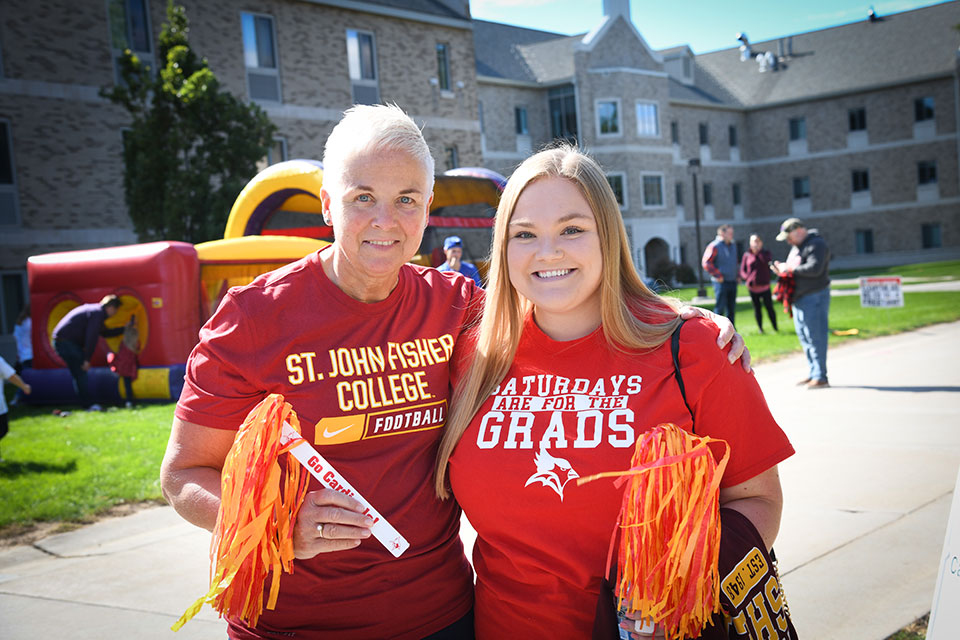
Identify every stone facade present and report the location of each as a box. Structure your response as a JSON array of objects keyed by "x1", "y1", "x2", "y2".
[{"x1": 0, "y1": 0, "x2": 480, "y2": 336}]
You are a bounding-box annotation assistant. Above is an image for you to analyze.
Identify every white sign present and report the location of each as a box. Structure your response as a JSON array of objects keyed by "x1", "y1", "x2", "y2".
[
  {"x1": 928, "y1": 465, "x2": 960, "y2": 639},
  {"x1": 859, "y1": 276, "x2": 904, "y2": 308}
]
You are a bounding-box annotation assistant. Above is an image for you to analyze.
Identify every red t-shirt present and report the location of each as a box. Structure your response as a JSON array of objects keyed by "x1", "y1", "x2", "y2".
[
  {"x1": 448, "y1": 316, "x2": 794, "y2": 640},
  {"x1": 176, "y1": 248, "x2": 482, "y2": 639}
]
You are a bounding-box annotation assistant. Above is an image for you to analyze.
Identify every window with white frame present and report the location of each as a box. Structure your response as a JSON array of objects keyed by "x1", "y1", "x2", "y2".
[
  {"x1": 347, "y1": 29, "x2": 379, "y2": 105},
  {"x1": 789, "y1": 117, "x2": 806, "y2": 141},
  {"x1": 436, "y1": 43, "x2": 451, "y2": 91},
  {"x1": 918, "y1": 161, "x2": 937, "y2": 185},
  {"x1": 242, "y1": 12, "x2": 281, "y2": 103},
  {"x1": 0, "y1": 120, "x2": 19, "y2": 226},
  {"x1": 849, "y1": 108, "x2": 866, "y2": 131},
  {"x1": 914, "y1": 97, "x2": 934, "y2": 122},
  {"x1": 107, "y1": 0, "x2": 155, "y2": 85},
  {"x1": 515, "y1": 107, "x2": 528, "y2": 135},
  {"x1": 852, "y1": 169, "x2": 870, "y2": 193},
  {"x1": 635, "y1": 102, "x2": 659, "y2": 138},
  {"x1": 606, "y1": 172, "x2": 627, "y2": 208},
  {"x1": 444, "y1": 146, "x2": 459, "y2": 171},
  {"x1": 641, "y1": 173, "x2": 664, "y2": 208},
  {"x1": 256, "y1": 138, "x2": 288, "y2": 173},
  {"x1": 596, "y1": 99, "x2": 621, "y2": 137}
]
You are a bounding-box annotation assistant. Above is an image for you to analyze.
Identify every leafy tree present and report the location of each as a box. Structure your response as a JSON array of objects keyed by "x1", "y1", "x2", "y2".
[{"x1": 102, "y1": 1, "x2": 276, "y2": 243}]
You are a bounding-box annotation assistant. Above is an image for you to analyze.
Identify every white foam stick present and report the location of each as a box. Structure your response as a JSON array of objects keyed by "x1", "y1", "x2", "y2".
[{"x1": 280, "y1": 422, "x2": 410, "y2": 558}]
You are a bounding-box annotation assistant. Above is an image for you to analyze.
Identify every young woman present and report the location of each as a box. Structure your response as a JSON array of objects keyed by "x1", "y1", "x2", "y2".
[
  {"x1": 740, "y1": 234, "x2": 779, "y2": 333},
  {"x1": 436, "y1": 146, "x2": 794, "y2": 639}
]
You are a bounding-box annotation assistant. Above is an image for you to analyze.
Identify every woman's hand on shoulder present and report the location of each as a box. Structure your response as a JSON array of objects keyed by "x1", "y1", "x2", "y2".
[{"x1": 679, "y1": 306, "x2": 752, "y2": 373}]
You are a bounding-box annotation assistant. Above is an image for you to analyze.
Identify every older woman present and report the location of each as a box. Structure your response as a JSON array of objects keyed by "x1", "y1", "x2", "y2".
[{"x1": 436, "y1": 146, "x2": 794, "y2": 639}]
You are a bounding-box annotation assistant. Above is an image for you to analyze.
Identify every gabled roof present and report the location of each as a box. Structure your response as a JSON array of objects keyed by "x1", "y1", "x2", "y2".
[
  {"x1": 360, "y1": 0, "x2": 469, "y2": 21},
  {"x1": 515, "y1": 34, "x2": 580, "y2": 83},
  {"x1": 472, "y1": 19, "x2": 575, "y2": 83},
  {"x1": 693, "y1": 1, "x2": 960, "y2": 108}
]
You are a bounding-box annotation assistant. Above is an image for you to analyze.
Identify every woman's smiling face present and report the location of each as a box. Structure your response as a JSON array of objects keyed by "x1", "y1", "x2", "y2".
[{"x1": 506, "y1": 176, "x2": 604, "y2": 341}]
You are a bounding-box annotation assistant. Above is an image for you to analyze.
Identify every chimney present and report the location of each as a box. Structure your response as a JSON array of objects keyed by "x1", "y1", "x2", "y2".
[{"x1": 603, "y1": 0, "x2": 630, "y2": 19}]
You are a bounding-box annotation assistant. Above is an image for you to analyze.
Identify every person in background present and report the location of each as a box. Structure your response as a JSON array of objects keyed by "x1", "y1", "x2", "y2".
[
  {"x1": 11, "y1": 306, "x2": 32, "y2": 406},
  {"x1": 52, "y1": 294, "x2": 125, "y2": 411},
  {"x1": 108, "y1": 316, "x2": 140, "y2": 408},
  {"x1": 435, "y1": 146, "x2": 793, "y2": 639},
  {"x1": 739, "y1": 234, "x2": 778, "y2": 333},
  {"x1": 701, "y1": 224, "x2": 739, "y2": 326},
  {"x1": 438, "y1": 235, "x2": 483, "y2": 287},
  {"x1": 1, "y1": 355, "x2": 32, "y2": 462},
  {"x1": 772, "y1": 217, "x2": 832, "y2": 389}
]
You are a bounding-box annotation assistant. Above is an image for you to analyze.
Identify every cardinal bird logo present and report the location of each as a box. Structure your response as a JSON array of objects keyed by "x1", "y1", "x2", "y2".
[{"x1": 524, "y1": 443, "x2": 580, "y2": 501}]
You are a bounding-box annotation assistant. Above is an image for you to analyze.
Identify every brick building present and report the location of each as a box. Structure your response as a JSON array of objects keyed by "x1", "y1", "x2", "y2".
[
  {"x1": 1, "y1": 0, "x2": 958, "y2": 346},
  {"x1": 474, "y1": 0, "x2": 960, "y2": 280},
  {"x1": 0, "y1": 0, "x2": 480, "y2": 340}
]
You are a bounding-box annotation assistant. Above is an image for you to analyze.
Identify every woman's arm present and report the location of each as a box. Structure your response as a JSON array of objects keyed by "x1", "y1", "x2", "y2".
[
  {"x1": 160, "y1": 417, "x2": 373, "y2": 557},
  {"x1": 718, "y1": 465, "x2": 784, "y2": 551}
]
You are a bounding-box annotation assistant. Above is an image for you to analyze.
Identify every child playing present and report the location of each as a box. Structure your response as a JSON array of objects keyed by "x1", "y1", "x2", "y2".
[
  {"x1": 108, "y1": 317, "x2": 140, "y2": 408},
  {"x1": 1, "y1": 355, "x2": 32, "y2": 462}
]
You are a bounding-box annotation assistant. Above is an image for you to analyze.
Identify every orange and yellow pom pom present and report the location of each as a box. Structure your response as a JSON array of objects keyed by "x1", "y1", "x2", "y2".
[
  {"x1": 578, "y1": 423, "x2": 730, "y2": 640},
  {"x1": 173, "y1": 394, "x2": 309, "y2": 631}
]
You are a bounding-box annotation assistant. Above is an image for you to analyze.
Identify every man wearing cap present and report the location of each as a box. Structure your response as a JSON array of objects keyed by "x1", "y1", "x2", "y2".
[
  {"x1": 701, "y1": 224, "x2": 739, "y2": 325},
  {"x1": 772, "y1": 218, "x2": 832, "y2": 389},
  {"x1": 438, "y1": 235, "x2": 483, "y2": 287}
]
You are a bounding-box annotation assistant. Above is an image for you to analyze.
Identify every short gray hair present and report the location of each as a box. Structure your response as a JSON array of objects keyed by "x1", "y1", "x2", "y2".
[{"x1": 322, "y1": 104, "x2": 435, "y2": 193}]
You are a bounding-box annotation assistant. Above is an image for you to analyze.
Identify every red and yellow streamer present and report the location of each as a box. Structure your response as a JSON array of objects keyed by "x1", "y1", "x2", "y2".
[
  {"x1": 578, "y1": 423, "x2": 730, "y2": 640},
  {"x1": 173, "y1": 394, "x2": 309, "y2": 631}
]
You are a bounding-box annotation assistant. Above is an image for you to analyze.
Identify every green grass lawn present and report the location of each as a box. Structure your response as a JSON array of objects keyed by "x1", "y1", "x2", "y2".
[
  {"x1": 1, "y1": 260, "x2": 959, "y2": 537},
  {"x1": 0, "y1": 403, "x2": 174, "y2": 532}
]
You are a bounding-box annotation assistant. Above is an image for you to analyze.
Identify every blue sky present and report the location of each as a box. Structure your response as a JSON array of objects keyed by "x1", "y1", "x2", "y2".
[{"x1": 469, "y1": 0, "x2": 950, "y2": 53}]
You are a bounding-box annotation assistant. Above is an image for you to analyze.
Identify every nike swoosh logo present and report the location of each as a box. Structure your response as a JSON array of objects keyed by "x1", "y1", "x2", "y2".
[{"x1": 322, "y1": 424, "x2": 355, "y2": 438}]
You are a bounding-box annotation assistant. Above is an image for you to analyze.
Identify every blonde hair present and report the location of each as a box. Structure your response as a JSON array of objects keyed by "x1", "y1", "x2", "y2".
[{"x1": 435, "y1": 145, "x2": 681, "y2": 498}]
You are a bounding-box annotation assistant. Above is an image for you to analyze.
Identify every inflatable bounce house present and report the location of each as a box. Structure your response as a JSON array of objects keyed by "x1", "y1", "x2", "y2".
[{"x1": 22, "y1": 160, "x2": 504, "y2": 405}]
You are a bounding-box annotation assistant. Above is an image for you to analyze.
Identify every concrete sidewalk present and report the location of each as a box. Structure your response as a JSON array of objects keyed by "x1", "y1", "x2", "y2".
[{"x1": 2, "y1": 321, "x2": 959, "y2": 639}]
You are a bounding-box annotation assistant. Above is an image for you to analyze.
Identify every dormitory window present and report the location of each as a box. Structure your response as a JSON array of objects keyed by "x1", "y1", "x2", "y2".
[
  {"x1": 855, "y1": 229, "x2": 874, "y2": 254},
  {"x1": 918, "y1": 161, "x2": 938, "y2": 185},
  {"x1": 347, "y1": 29, "x2": 379, "y2": 105},
  {"x1": 732, "y1": 183, "x2": 741, "y2": 206},
  {"x1": 641, "y1": 174, "x2": 664, "y2": 208},
  {"x1": 670, "y1": 121, "x2": 679, "y2": 144},
  {"x1": 922, "y1": 223, "x2": 942, "y2": 249},
  {"x1": 698, "y1": 123, "x2": 708, "y2": 146},
  {"x1": 702, "y1": 182, "x2": 713, "y2": 206},
  {"x1": 728, "y1": 125, "x2": 738, "y2": 148},
  {"x1": 596, "y1": 100, "x2": 620, "y2": 136},
  {"x1": 852, "y1": 169, "x2": 870, "y2": 193},
  {"x1": 108, "y1": 0, "x2": 154, "y2": 85},
  {"x1": 635, "y1": 102, "x2": 659, "y2": 137},
  {"x1": 243, "y1": 13, "x2": 281, "y2": 103},
  {"x1": 0, "y1": 120, "x2": 19, "y2": 225},
  {"x1": 675, "y1": 182, "x2": 683, "y2": 206},
  {"x1": 444, "y1": 146, "x2": 459, "y2": 171},
  {"x1": 256, "y1": 138, "x2": 288, "y2": 173},
  {"x1": 849, "y1": 108, "x2": 866, "y2": 131},
  {"x1": 436, "y1": 43, "x2": 450, "y2": 91},
  {"x1": 515, "y1": 107, "x2": 528, "y2": 135},
  {"x1": 606, "y1": 173, "x2": 626, "y2": 208},
  {"x1": 793, "y1": 177, "x2": 810, "y2": 199},
  {"x1": 549, "y1": 85, "x2": 578, "y2": 143},
  {"x1": 914, "y1": 97, "x2": 935, "y2": 122},
  {"x1": 789, "y1": 117, "x2": 806, "y2": 141}
]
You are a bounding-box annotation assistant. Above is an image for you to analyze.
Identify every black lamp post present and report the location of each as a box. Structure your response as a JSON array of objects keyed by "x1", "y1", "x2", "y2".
[{"x1": 688, "y1": 158, "x2": 707, "y2": 298}]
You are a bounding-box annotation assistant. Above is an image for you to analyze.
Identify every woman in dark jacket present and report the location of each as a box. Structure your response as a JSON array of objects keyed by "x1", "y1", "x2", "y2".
[{"x1": 739, "y1": 234, "x2": 779, "y2": 332}]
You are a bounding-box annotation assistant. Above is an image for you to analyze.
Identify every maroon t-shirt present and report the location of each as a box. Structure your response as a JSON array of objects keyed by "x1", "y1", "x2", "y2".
[{"x1": 177, "y1": 248, "x2": 481, "y2": 639}]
